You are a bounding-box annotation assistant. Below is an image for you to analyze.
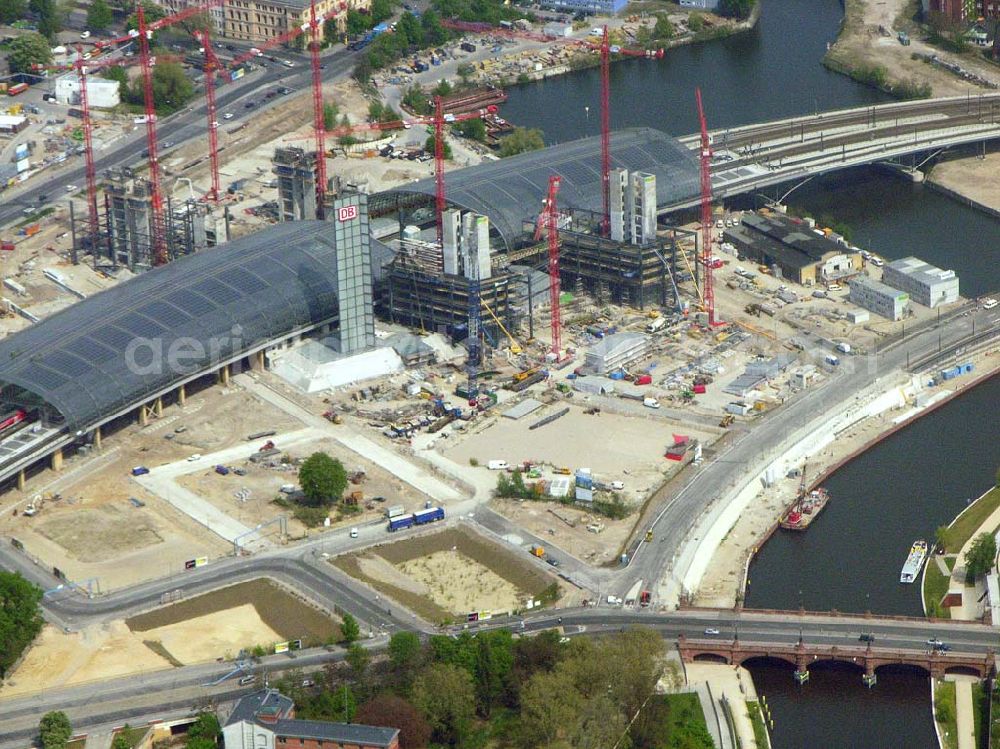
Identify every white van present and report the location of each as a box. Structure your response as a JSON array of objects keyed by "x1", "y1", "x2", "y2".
[
  {"x1": 825, "y1": 354, "x2": 840, "y2": 366},
  {"x1": 643, "y1": 397, "x2": 660, "y2": 409},
  {"x1": 835, "y1": 342, "x2": 851, "y2": 354},
  {"x1": 982, "y1": 298, "x2": 998, "y2": 310},
  {"x1": 487, "y1": 460, "x2": 508, "y2": 470}
]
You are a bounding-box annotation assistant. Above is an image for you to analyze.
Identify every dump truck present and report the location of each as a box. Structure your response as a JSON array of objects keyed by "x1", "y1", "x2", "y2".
[{"x1": 530, "y1": 545, "x2": 545, "y2": 557}]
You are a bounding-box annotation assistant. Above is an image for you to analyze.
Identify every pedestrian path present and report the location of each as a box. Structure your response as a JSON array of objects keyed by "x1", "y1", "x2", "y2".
[
  {"x1": 948, "y1": 674, "x2": 977, "y2": 749},
  {"x1": 684, "y1": 662, "x2": 759, "y2": 749}
]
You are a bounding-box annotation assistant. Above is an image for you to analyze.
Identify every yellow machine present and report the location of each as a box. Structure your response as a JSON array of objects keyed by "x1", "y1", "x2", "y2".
[{"x1": 482, "y1": 298, "x2": 522, "y2": 354}]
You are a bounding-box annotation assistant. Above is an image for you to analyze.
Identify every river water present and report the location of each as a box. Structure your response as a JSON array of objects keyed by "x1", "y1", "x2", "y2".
[{"x1": 498, "y1": 0, "x2": 1000, "y2": 744}]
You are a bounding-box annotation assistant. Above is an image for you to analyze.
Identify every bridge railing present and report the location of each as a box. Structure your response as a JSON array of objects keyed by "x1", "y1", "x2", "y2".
[{"x1": 678, "y1": 603, "x2": 991, "y2": 627}]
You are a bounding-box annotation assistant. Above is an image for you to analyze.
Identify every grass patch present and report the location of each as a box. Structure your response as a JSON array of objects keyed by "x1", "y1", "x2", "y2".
[
  {"x1": 945, "y1": 487, "x2": 1000, "y2": 552},
  {"x1": 935, "y1": 680, "x2": 958, "y2": 749},
  {"x1": 66, "y1": 740, "x2": 86, "y2": 749},
  {"x1": 112, "y1": 725, "x2": 147, "y2": 749},
  {"x1": 746, "y1": 700, "x2": 771, "y2": 749},
  {"x1": 142, "y1": 639, "x2": 184, "y2": 668},
  {"x1": 973, "y1": 682, "x2": 985, "y2": 748},
  {"x1": 990, "y1": 685, "x2": 1000, "y2": 749},
  {"x1": 923, "y1": 560, "x2": 952, "y2": 619},
  {"x1": 944, "y1": 556, "x2": 957, "y2": 572}
]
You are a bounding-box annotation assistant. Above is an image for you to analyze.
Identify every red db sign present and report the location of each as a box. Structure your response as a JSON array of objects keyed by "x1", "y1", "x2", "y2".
[{"x1": 337, "y1": 205, "x2": 358, "y2": 222}]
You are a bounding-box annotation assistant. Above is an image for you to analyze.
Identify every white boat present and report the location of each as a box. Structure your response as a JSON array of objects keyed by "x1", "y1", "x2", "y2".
[{"x1": 900, "y1": 540, "x2": 928, "y2": 584}]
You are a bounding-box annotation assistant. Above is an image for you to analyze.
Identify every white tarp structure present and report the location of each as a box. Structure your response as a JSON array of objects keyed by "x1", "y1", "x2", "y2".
[{"x1": 270, "y1": 340, "x2": 403, "y2": 392}]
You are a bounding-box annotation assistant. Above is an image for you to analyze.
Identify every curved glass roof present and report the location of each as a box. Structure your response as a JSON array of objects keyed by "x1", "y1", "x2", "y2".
[
  {"x1": 0, "y1": 221, "x2": 341, "y2": 432},
  {"x1": 375, "y1": 128, "x2": 701, "y2": 247}
]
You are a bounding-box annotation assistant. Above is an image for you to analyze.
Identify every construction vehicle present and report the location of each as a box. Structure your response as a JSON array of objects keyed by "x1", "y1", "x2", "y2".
[
  {"x1": 482, "y1": 298, "x2": 522, "y2": 354},
  {"x1": 530, "y1": 545, "x2": 545, "y2": 557},
  {"x1": 259, "y1": 440, "x2": 275, "y2": 451},
  {"x1": 639, "y1": 590, "x2": 651, "y2": 607},
  {"x1": 513, "y1": 367, "x2": 539, "y2": 383},
  {"x1": 322, "y1": 410, "x2": 342, "y2": 424},
  {"x1": 719, "y1": 414, "x2": 735, "y2": 428},
  {"x1": 644, "y1": 528, "x2": 654, "y2": 542},
  {"x1": 345, "y1": 490, "x2": 363, "y2": 505}
]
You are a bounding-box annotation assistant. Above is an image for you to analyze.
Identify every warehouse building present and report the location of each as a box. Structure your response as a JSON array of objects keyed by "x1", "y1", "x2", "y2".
[
  {"x1": 723, "y1": 213, "x2": 862, "y2": 286},
  {"x1": 54, "y1": 76, "x2": 120, "y2": 108},
  {"x1": 584, "y1": 332, "x2": 648, "y2": 374},
  {"x1": 848, "y1": 275, "x2": 909, "y2": 321},
  {"x1": 880, "y1": 256, "x2": 959, "y2": 308}
]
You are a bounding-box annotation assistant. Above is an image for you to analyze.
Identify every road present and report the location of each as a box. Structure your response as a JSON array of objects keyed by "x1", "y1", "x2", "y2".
[
  {"x1": 0, "y1": 45, "x2": 360, "y2": 228},
  {"x1": 0, "y1": 605, "x2": 993, "y2": 747}
]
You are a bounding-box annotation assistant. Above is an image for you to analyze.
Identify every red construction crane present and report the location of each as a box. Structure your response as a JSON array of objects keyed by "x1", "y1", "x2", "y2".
[
  {"x1": 135, "y1": 1, "x2": 167, "y2": 265},
  {"x1": 193, "y1": 28, "x2": 222, "y2": 203},
  {"x1": 534, "y1": 176, "x2": 562, "y2": 358},
  {"x1": 308, "y1": 0, "x2": 328, "y2": 217},
  {"x1": 695, "y1": 87, "x2": 722, "y2": 327},
  {"x1": 441, "y1": 20, "x2": 662, "y2": 235}
]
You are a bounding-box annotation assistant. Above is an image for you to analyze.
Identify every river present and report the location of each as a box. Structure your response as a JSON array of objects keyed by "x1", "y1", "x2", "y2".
[{"x1": 498, "y1": 0, "x2": 999, "y2": 745}]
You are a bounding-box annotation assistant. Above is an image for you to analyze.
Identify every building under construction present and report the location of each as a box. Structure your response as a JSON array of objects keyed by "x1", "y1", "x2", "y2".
[{"x1": 71, "y1": 169, "x2": 229, "y2": 271}]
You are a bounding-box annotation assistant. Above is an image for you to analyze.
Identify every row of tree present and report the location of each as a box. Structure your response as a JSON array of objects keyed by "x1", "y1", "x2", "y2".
[{"x1": 270, "y1": 626, "x2": 710, "y2": 748}]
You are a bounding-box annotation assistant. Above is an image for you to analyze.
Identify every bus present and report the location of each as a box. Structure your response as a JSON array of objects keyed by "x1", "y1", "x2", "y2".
[{"x1": 7, "y1": 82, "x2": 28, "y2": 96}]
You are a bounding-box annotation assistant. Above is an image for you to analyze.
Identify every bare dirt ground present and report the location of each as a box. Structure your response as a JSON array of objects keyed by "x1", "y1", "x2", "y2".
[
  {"x1": 176, "y1": 434, "x2": 431, "y2": 537},
  {"x1": 399, "y1": 549, "x2": 524, "y2": 616},
  {"x1": 0, "y1": 621, "x2": 172, "y2": 697},
  {"x1": 927, "y1": 153, "x2": 1000, "y2": 217},
  {"x1": 140, "y1": 604, "x2": 283, "y2": 664},
  {"x1": 827, "y1": 0, "x2": 1000, "y2": 96},
  {"x1": 0, "y1": 385, "x2": 299, "y2": 590},
  {"x1": 490, "y1": 498, "x2": 634, "y2": 565}
]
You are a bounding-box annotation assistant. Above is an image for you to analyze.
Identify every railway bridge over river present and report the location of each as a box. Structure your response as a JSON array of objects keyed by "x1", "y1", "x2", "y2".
[{"x1": 664, "y1": 92, "x2": 1000, "y2": 213}]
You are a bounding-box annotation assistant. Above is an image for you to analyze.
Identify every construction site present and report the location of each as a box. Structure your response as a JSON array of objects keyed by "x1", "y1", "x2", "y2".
[{"x1": 0, "y1": 6, "x2": 988, "y2": 697}]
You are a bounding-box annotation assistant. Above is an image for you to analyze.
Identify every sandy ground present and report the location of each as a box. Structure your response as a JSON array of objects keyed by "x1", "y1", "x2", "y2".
[
  {"x1": 827, "y1": 0, "x2": 1000, "y2": 97},
  {"x1": 358, "y1": 554, "x2": 429, "y2": 595},
  {"x1": 695, "y1": 347, "x2": 1000, "y2": 607},
  {"x1": 491, "y1": 498, "x2": 633, "y2": 565},
  {"x1": 928, "y1": 153, "x2": 1000, "y2": 218},
  {"x1": 140, "y1": 604, "x2": 283, "y2": 663},
  {"x1": 398, "y1": 549, "x2": 524, "y2": 615},
  {"x1": 0, "y1": 385, "x2": 299, "y2": 590},
  {"x1": 0, "y1": 621, "x2": 172, "y2": 697}
]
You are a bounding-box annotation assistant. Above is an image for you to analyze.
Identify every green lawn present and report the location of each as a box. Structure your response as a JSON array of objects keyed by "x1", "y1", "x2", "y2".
[
  {"x1": 945, "y1": 487, "x2": 1000, "y2": 553},
  {"x1": 972, "y1": 682, "x2": 985, "y2": 749},
  {"x1": 923, "y1": 560, "x2": 952, "y2": 619},
  {"x1": 935, "y1": 680, "x2": 958, "y2": 749},
  {"x1": 944, "y1": 556, "x2": 956, "y2": 573},
  {"x1": 746, "y1": 700, "x2": 771, "y2": 749},
  {"x1": 628, "y1": 693, "x2": 715, "y2": 748}
]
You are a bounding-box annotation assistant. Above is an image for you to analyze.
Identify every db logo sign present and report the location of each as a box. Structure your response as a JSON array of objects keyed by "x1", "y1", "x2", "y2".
[{"x1": 337, "y1": 205, "x2": 359, "y2": 222}]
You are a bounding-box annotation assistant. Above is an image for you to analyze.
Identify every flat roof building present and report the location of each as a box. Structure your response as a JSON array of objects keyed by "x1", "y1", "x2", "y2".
[
  {"x1": 585, "y1": 332, "x2": 648, "y2": 374},
  {"x1": 848, "y1": 275, "x2": 909, "y2": 321},
  {"x1": 723, "y1": 213, "x2": 862, "y2": 286},
  {"x1": 880, "y1": 256, "x2": 959, "y2": 308}
]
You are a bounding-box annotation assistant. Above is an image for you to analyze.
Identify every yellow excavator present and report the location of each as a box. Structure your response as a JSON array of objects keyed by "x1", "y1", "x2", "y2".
[{"x1": 481, "y1": 298, "x2": 522, "y2": 354}]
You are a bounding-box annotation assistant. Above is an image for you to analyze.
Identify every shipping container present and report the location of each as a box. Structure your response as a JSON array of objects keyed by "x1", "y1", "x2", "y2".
[
  {"x1": 388, "y1": 514, "x2": 415, "y2": 532},
  {"x1": 8, "y1": 83, "x2": 29, "y2": 96},
  {"x1": 386, "y1": 504, "x2": 406, "y2": 518},
  {"x1": 413, "y1": 506, "x2": 445, "y2": 525}
]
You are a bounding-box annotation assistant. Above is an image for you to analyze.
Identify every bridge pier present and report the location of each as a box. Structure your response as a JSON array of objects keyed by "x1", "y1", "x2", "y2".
[
  {"x1": 178, "y1": 383, "x2": 186, "y2": 406},
  {"x1": 93, "y1": 426, "x2": 101, "y2": 451},
  {"x1": 863, "y1": 663, "x2": 877, "y2": 688},
  {"x1": 218, "y1": 364, "x2": 230, "y2": 386},
  {"x1": 17, "y1": 469, "x2": 25, "y2": 491},
  {"x1": 50, "y1": 447, "x2": 62, "y2": 472}
]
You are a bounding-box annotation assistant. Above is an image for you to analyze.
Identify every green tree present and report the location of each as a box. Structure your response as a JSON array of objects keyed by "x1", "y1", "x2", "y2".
[
  {"x1": 432, "y1": 78, "x2": 452, "y2": 97},
  {"x1": 355, "y1": 695, "x2": 432, "y2": 749},
  {"x1": 345, "y1": 9, "x2": 374, "y2": 35},
  {"x1": 453, "y1": 118, "x2": 486, "y2": 142},
  {"x1": 346, "y1": 642, "x2": 371, "y2": 681},
  {"x1": 421, "y1": 8, "x2": 447, "y2": 46},
  {"x1": 402, "y1": 85, "x2": 431, "y2": 115},
  {"x1": 298, "y1": 452, "x2": 347, "y2": 506},
  {"x1": 323, "y1": 101, "x2": 340, "y2": 130},
  {"x1": 30, "y1": 0, "x2": 60, "y2": 39},
  {"x1": 86, "y1": 0, "x2": 113, "y2": 31},
  {"x1": 389, "y1": 631, "x2": 425, "y2": 680},
  {"x1": 370, "y1": 0, "x2": 393, "y2": 23},
  {"x1": 965, "y1": 532, "x2": 997, "y2": 579},
  {"x1": 331, "y1": 684, "x2": 357, "y2": 721},
  {"x1": 652, "y1": 14, "x2": 675, "y2": 40},
  {"x1": 7, "y1": 31, "x2": 52, "y2": 72},
  {"x1": 126, "y1": 0, "x2": 167, "y2": 32},
  {"x1": 38, "y1": 711, "x2": 72, "y2": 749},
  {"x1": 498, "y1": 127, "x2": 544, "y2": 157},
  {"x1": 184, "y1": 740, "x2": 217, "y2": 749},
  {"x1": 0, "y1": 0, "x2": 27, "y2": 24},
  {"x1": 456, "y1": 62, "x2": 475, "y2": 85},
  {"x1": 412, "y1": 663, "x2": 475, "y2": 745},
  {"x1": 149, "y1": 61, "x2": 194, "y2": 114},
  {"x1": 934, "y1": 525, "x2": 951, "y2": 553},
  {"x1": 0, "y1": 571, "x2": 44, "y2": 677},
  {"x1": 110, "y1": 727, "x2": 132, "y2": 749},
  {"x1": 340, "y1": 612, "x2": 361, "y2": 643},
  {"x1": 324, "y1": 16, "x2": 340, "y2": 45},
  {"x1": 424, "y1": 134, "x2": 453, "y2": 161},
  {"x1": 719, "y1": 0, "x2": 754, "y2": 19},
  {"x1": 186, "y1": 712, "x2": 221, "y2": 745},
  {"x1": 396, "y1": 11, "x2": 423, "y2": 46}
]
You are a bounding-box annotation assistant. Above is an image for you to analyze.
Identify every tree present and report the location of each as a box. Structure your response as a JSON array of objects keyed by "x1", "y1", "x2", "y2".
[
  {"x1": 126, "y1": 0, "x2": 167, "y2": 31},
  {"x1": 456, "y1": 62, "x2": 475, "y2": 85},
  {"x1": 424, "y1": 134, "x2": 453, "y2": 161},
  {"x1": 402, "y1": 85, "x2": 431, "y2": 115},
  {"x1": 432, "y1": 78, "x2": 452, "y2": 97},
  {"x1": 30, "y1": 0, "x2": 60, "y2": 39},
  {"x1": 965, "y1": 532, "x2": 997, "y2": 580},
  {"x1": 6, "y1": 32, "x2": 52, "y2": 73},
  {"x1": 298, "y1": 452, "x2": 347, "y2": 506},
  {"x1": 345, "y1": 9, "x2": 374, "y2": 35},
  {"x1": 111, "y1": 727, "x2": 132, "y2": 749},
  {"x1": 411, "y1": 663, "x2": 475, "y2": 745},
  {"x1": 38, "y1": 711, "x2": 72, "y2": 749},
  {"x1": 453, "y1": 118, "x2": 486, "y2": 142},
  {"x1": 323, "y1": 101, "x2": 340, "y2": 130},
  {"x1": 934, "y1": 525, "x2": 951, "y2": 553},
  {"x1": 346, "y1": 642, "x2": 371, "y2": 681},
  {"x1": 324, "y1": 16, "x2": 340, "y2": 45},
  {"x1": 652, "y1": 14, "x2": 675, "y2": 40},
  {"x1": 718, "y1": 0, "x2": 754, "y2": 19},
  {"x1": 184, "y1": 740, "x2": 217, "y2": 749},
  {"x1": 150, "y1": 61, "x2": 195, "y2": 115},
  {"x1": 0, "y1": 571, "x2": 44, "y2": 678},
  {"x1": 356, "y1": 695, "x2": 432, "y2": 749},
  {"x1": 420, "y1": 8, "x2": 447, "y2": 46},
  {"x1": 340, "y1": 613, "x2": 361, "y2": 643},
  {"x1": 370, "y1": 0, "x2": 393, "y2": 23},
  {"x1": 0, "y1": 0, "x2": 27, "y2": 24},
  {"x1": 330, "y1": 684, "x2": 357, "y2": 721},
  {"x1": 186, "y1": 712, "x2": 221, "y2": 745},
  {"x1": 498, "y1": 127, "x2": 544, "y2": 157},
  {"x1": 389, "y1": 631, "x2": 424, "y2": 678},
  {"x1": 395, "y1": 11, "x2": 423, "y2": 47},
  {"x1": 687, "y1": 12, "x2": 704, "y2": 33},
  {"x1": 86, "y1": 0, "x2": 113, "y2": 30}
]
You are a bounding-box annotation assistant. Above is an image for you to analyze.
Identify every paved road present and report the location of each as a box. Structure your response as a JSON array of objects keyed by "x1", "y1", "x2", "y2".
[
  {"x1": 0, "y1": 605, "x2": 992, "y2": 746},
  {"x1": 0, "y1": 45, "x2": 360, "y2": 228}
]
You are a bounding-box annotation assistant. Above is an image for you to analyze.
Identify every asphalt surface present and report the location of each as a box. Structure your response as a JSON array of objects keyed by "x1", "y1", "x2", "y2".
[{"x1": 0, "y1": 45, "x2": 360, "y2": 228}]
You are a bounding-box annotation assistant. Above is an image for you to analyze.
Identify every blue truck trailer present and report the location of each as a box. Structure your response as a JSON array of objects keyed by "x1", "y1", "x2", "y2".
[
  {"x1": 388, "y1": 514, "x2": 416, "y2": 532},
  {"x1": 414, "y1": 506, "x2": 445, "y2": 525}
]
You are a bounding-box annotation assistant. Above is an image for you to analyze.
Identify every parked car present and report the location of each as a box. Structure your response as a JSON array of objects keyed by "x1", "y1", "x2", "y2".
[
  {"x1": 704, "y1": 628, "x2": 720, "y2": 636},
  {"x1": 223, "y1": 112, "x2": 234, "y2": 120},
  {"x1": 187, "y1": 453, "x2": 202, "y2": 461},
  {"x1": 131, "y1": 466, "x2": 150, "y2": 476},
  {"x1": 350, "y1": 527, "x2": 359, "y2": 538},
  {"x1": 80, "y1": 30, "x2": 91, "y2": 38},
  {"x1": 859, "y1": 633, "x2": 875, "y2": 643}
]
